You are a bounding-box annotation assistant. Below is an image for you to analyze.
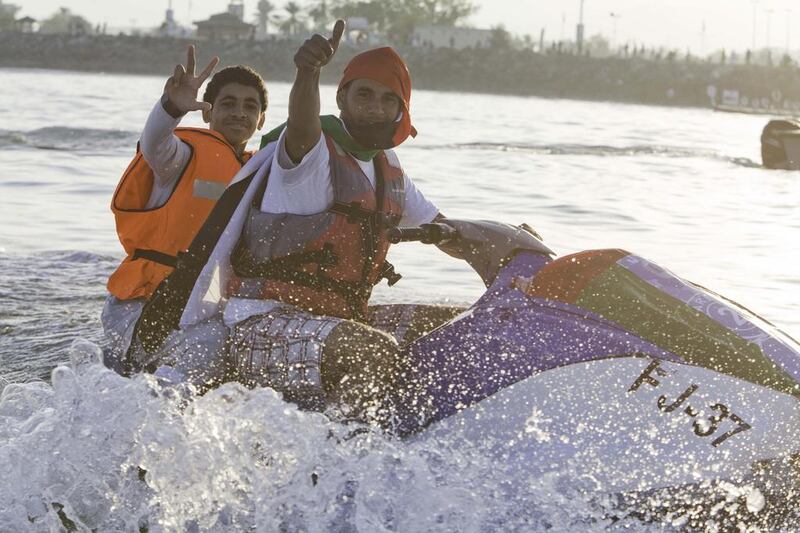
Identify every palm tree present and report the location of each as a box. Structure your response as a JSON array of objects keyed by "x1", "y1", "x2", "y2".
[
  {"x1": 255, "y1": 0, "x2": 274, "y2": 38},
  {"x1": 279, "y1": 1, "x2": 305, "y2": 37},
  {"x1": 0, "y1": 1, "x2": 21, "y2": 32},
  {"x1": 307, "y1": 0, "x2": 330, "y2": 32}
]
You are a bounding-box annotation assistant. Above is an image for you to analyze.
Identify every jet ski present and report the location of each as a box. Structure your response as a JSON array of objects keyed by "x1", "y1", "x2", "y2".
[
  {"x1": 144, "y1": 212, "x2": 799, "y2": 491},
  {"x1": 379, "y1": 219, "x2": 799, "y2": 525},
  {"x1": 125, "y1": 207, "x2": 799, "y2": 526}
]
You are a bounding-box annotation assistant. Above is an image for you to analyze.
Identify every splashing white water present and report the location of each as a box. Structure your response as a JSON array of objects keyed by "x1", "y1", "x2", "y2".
[{"x1": 0, "y1": 340, "x2": 624, "y2": 532}]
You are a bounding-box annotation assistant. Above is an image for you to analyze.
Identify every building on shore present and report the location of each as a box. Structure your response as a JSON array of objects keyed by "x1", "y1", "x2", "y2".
[
  {"x1": 411, "y1": 25, "x2": 492, "y2": 50},
  {"x1": 38, "y1": 8, "x2": 93, "y2": 36},
  {"x1": 342, "y1": 16, "x2": 381, "y2": 46},
  {"x1": 14, "y1": 16, "x2": 35, "y2": 33},
  {"x1": 194, "y1": 0, "x2": 255, "y2": 41},
  {"x1": 156, "y1": 0, "x2": 192, "y2": 38}
]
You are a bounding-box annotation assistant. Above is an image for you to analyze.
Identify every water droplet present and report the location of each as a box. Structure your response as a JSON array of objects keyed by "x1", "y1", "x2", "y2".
[
  {"x1": 51, "y1": 365, "x2": 77, "y2": 394},
  {"x1": 69, "y1": 338, "x2": 104, "y2": 372}
]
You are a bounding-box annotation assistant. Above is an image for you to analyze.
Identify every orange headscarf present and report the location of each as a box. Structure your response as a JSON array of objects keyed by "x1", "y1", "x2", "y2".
[{"x1": 338, "y1": 47, "x2": 417, "y2": 146}]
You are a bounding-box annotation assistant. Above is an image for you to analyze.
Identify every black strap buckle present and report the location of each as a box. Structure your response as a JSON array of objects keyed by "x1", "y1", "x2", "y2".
[
  {"x1": 331, "y1": 201, "x2": 377, "y2": 224},
  {"x1": 348, "y1": 201, "x2": 365, "y2": 223},
  {"x1": 379, "y1": 261, "x2": 402, "y2": 286}
]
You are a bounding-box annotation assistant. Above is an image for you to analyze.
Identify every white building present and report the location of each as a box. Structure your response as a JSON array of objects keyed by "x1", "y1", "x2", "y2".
[
  {"x1": 194, "y1": 1, "x2": 254, "y2": 41},
  {"x1": 343, "y1": 16, "x2": 381, "y2": 46},
  {"x1": 156, "y1": 0, "x2": 192, "y2": 38},
  {"x1": 411, "y1": 25, "x2": 492, "y2": 50},
  {"x1": 227, "y1": 0, "x2": 244, "y2": 21}
]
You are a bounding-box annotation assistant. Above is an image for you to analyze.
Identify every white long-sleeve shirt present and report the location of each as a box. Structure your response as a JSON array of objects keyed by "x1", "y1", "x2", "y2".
[
  {"x1": 139, "y1": 98, "x2": 191, "y2": 209},
  {"x1": 261, "y1": 127, "x2": 439, "y2": 227},
  {"x1": 137, "y1": 98, "x2": 439, "y2": 227}
]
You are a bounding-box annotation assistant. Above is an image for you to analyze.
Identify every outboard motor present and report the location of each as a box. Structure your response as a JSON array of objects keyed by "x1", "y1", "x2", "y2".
[{"x1": 761, "y1": 118, "x2": 800, "y2": 169}]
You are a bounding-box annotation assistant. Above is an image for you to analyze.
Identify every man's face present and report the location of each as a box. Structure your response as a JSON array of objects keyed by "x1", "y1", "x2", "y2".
[
  {"x1": 337, "y1": 79, "x2": 402, "y2": 125},
  {"x1": 203, "y1": 82, "x2": 265, "y2": 149}
]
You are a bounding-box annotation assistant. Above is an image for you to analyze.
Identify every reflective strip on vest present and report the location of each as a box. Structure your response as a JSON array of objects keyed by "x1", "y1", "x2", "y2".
[
  {"x1": 108, "y1": 127, "x2": 249, "y2": 300},
  {"x1": 193, "y1": 179, "x2": 227, "y2": 201}
]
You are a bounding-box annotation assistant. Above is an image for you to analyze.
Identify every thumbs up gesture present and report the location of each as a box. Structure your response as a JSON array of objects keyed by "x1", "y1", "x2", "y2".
[{"x1": 294, "y1": 19, "x2": 346, "y2": 71}]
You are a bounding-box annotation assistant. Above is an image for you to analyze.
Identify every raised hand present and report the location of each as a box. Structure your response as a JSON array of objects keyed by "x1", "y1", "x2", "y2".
[
  {"x1": 294, "y1": 19, "x2": 345, "y2": 71},
  {"x1": 164, "y1": 45, "x2": 220, "y2": 114}
]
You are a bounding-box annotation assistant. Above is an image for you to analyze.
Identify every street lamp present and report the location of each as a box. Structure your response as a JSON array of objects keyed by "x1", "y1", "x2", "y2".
[
  {"x1": 751, "y1": 0, "x2": 759, "y2": 51},
  {"x1": 609, "y1": 12, "x2": 621, "y2": 52},
  {"x1": 786, "y1": 9, "x2": 792, "y2": 53},
  {"x1": 576, "y1": 0, "x2": 585, "y2": 53},
  {"x1": 765, "y1": 8, "x2": 774, "y2": 49}
]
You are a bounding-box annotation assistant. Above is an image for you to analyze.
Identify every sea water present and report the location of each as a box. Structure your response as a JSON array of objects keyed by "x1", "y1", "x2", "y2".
[{"x1": 0, "y1": 68, "x2": 797, "y2": 530}]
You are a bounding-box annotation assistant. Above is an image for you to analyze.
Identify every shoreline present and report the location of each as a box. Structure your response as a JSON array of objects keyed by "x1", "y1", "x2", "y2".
[{"x1": 3, "y1": 32, "x2": 800, "y2": 113}]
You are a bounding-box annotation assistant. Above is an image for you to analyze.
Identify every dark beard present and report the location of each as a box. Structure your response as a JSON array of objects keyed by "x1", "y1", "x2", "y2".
[{"x1": 342, "y1": 116, "x2": 397, "y2": 150}]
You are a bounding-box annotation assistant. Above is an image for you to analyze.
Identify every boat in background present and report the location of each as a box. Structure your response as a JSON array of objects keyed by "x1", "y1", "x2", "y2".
[
  {"x1": 761, "y1": 118, "x2": 800, "y2": 169},
  {"x1": 715, "y1": 104, "x2": 797, "y2": 117}
]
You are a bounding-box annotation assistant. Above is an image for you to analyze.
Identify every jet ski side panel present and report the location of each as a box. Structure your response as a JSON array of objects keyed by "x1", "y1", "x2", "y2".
[
  {"x1": 414, "y1": 357, "x2": 800, "y2": 494},
  {"x1": 399, "y1": 250, "x2": 800, "y2": 434}
]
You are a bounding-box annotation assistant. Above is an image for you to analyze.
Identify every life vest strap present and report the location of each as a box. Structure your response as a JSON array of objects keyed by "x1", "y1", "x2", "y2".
[
  {"x1": 231, "y1": 242, "x2": 375, "y2": 321},
  {"x1": 378, "y1": 261, "x2": 402, "y2": 286},
  {"x1": 131, "y1": 170, "x2": 259, "y2": 357},
  {"x1": 246, "y1": 267, "x2": 372, "y2": 322},
  {"x1": 132, "y1": 249, "x2": 179, "y2": 268},
  {"x1": 329, "y1": 201, "x2": 376, "y2": 223},
  {"x1": 232, "y1": 242, "x2": 338, "y2": 278},
  {"x1": 329, "y1": 201, "x2": 400, "y2": 229}
]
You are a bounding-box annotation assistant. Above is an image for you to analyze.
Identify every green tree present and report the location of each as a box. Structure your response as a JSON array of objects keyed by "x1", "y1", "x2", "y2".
[
  {"x1": 585, "y1": 34, "x2": 609, "y2": 57},
  {"x1": 0, "y1": 1, "x2": 20, "y2": 32},
  {"x1": 308, "y1": 0, "x2": 332, "y2": 31},
  {"x1": 522, "y1": 34, "x2": 533, "y2": 50},
  {"x1": 489, "y1": 25, "x2": 511, "y2": 49},
  {"x1": 332, "y1": 0, "x2": 475, "y2": 44},
  {"x1": 255, "y1": 0, "x2": 274, "y2": 37},
  {"x1": 275, "y1": 1, "x2": 306, "y2": 37},
  {"x1": 39, "y1": 7, "x2": 93, "y2": 35},
  {"x1": 332, "y1": 1, "x2": 388, "y2": 31},
  {"x1": 419, "y1": 0, "x2": 475, "y2": 26},
  {"x1": 389, "y1": 0, "x2": 476, "y2": 43}
]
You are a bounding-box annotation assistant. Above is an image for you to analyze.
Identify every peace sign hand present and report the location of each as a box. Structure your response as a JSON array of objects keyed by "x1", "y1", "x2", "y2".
[
  {"x1": 294, "y1": 19, "x2": 346, "y2": 71},
  {"x1": 164, "y1": 45, "x2": 220, "y2": 114}
]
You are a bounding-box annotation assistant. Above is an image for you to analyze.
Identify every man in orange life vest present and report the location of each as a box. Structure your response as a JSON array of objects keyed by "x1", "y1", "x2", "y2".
[
  {"x1": 221, "y1": 21, "x2": 461, "y2": 419},
  {"x1": 102, "y1": 46, "x2": 268, "y2": 388}
]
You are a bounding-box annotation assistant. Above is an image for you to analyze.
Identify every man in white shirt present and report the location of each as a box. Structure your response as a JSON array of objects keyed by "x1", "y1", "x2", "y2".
[{"x1": 225, "y1": 21, "x2": 461, "y2": 421}]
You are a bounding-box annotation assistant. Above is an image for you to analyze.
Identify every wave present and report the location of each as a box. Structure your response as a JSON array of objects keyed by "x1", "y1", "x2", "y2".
[
  {"x1": 0, "y1": 357, "x2": 653, "y2": 531},
  {"x1": 1, "y1": 350, "x2": 794, "y2": 531},
  {"x1": 0, "y1": 251, "x2": 116, "y2": 384},
  {"x1": 422, "y1": 142, "x2": 761, "y2": 167},
  {"x1": 0, "y1": 127, "x2": 138, "y2": 152}
]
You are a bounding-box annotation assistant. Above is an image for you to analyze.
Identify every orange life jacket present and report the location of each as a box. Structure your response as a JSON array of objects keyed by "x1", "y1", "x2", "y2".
[
  {"x1": 108, "y1": 127, "x2": 251, "y2": 300},
  {"x1": 229, "y1": 134, "x2": 405, "y2": 321}
]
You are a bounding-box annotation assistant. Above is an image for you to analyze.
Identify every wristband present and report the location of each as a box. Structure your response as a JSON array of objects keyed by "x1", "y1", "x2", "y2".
[{"x1": 161, "y1": 92, "x2": 187, "y2": 119}]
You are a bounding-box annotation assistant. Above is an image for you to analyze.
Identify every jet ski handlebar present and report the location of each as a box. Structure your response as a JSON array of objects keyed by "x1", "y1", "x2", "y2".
[
  {"x1": 387, "y1": 223, "x2": 457, "y2": 245},
  {"x1": 389, "y1": 218, "x2": 554, "y2": 287}
]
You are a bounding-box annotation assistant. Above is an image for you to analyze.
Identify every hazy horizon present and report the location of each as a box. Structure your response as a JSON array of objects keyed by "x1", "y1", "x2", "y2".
[{"x1": 13, "y1": 0, "x2": 800, "y2": 54}]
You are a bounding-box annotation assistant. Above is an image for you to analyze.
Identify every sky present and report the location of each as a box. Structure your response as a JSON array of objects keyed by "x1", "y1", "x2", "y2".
[{"x1": 13, "y1": 0, "x2": 800, "y2": 54}]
